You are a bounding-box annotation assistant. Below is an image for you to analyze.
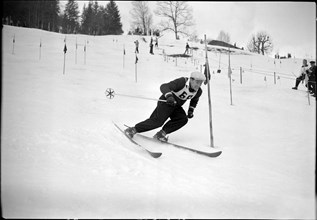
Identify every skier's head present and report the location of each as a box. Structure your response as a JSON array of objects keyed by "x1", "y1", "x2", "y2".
[
  {"x1": 189, "y1": 71, "x2": 205, "y2": 91},
  {"x1": 310, "y1": 60, "x2": 315, "y2": 66}
]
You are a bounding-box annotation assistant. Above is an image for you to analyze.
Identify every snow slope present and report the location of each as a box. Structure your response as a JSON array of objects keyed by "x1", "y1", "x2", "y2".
[{"x1": 1, "y1": 25, "x2": 316, "y2": 219}]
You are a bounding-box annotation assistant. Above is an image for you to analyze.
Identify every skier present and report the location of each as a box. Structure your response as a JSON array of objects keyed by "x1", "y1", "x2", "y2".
[
  {"x1": 124, "y1": 71, "x2": 206, "y2": 142},
  {"x1": 292, "y1": 59, "x2": 309, "y2": 90}
]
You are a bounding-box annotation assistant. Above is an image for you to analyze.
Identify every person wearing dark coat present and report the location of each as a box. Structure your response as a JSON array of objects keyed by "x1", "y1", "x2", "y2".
[
  {"x1": 307, "y1": 60, "x2": 316, "y2": 97},
  {"x1": 149, "y1": 37, "x2": 154, "y2": 55},
  {"x1": 184, "y1": 42, "x2": 190, "y2": 55}
]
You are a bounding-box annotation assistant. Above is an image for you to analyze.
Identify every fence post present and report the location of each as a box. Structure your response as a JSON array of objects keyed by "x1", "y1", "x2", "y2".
[
  {"x1": 240, "y1": 67, "x2": 242, "y2": 84},
  {"x1": 274, "y1": 72, "x2": 276, "y2": 84}
]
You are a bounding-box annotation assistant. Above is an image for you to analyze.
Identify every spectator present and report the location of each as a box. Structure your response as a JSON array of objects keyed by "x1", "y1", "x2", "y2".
[
  {"x1": 307, "y1": 61, "x2": 316, "y2": 97},
  {"x1": 184, "y1": 42, "x2": 190, "y2": 55},
  {"x1": 134, "y1": 40, "x2": 139, "y2": 54},
  {"x1": 149, "y1": 37, "x2": 154, "y2": 55},
  {"x1": 292, "y1": 59, "x2": 309, "y2": 90}
]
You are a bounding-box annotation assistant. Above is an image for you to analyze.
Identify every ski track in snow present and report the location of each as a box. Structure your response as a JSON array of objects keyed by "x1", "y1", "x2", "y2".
[{"x1": 1, "y1": 25, "x2": 316, "y2": 219}]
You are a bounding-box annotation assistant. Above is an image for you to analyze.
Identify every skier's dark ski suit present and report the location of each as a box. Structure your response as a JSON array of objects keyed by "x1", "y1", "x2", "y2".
[{"x1": 134, "y1": 77, "x2": 202, "y2": 134}]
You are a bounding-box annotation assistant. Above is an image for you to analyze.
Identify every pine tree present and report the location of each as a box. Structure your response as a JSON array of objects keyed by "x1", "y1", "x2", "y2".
[
  {"x1": 3, "y1": 0, "x2": 60, "y2": 31},
  {"x1": 103, "y1": 1, "x2": 123, "y2": 35},
  {"x1": 62, "y1": 0, "x2": 80, "y2": 34},
  {"x1": 81, "y1": 1, "x2": 94, "y2": 34},
  {"x1": 92, "y1": 1, "x2": 104, "y2": 35}
]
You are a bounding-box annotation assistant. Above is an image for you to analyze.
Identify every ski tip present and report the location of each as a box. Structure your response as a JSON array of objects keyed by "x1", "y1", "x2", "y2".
[
  {"x1": 151, "y1": 152, "x2": 162, "y2": 158},
  {"x1": 214, "y1": 151, "x2": 222, "y2": 157}
]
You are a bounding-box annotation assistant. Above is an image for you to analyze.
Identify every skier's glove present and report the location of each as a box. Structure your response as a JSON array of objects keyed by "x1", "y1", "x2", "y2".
[
  {"x1": 188, "y1": 106, "x2": 194, "y2": 119},
  {"x1": 165, "y1": 92, "x2": 176, "y2": 106}
]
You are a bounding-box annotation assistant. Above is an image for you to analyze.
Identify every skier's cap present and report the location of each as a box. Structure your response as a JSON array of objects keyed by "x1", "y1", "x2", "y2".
[{"x1": 190, "y1": 71, "x2": 206, "y2": 81}]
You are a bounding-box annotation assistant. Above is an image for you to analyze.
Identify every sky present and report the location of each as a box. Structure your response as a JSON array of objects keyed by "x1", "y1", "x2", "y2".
[{"x1": 61, "y1": 1, "x2": 316, "y2": 59}]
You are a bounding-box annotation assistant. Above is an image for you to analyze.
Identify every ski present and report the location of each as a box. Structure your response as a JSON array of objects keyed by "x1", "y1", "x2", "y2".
[
  {"x1": 137, "y1": 134, "x2": 222, "y2": 158},
  {"x1": 113, "y1": 122, "x2": 162, "y2": 158}
]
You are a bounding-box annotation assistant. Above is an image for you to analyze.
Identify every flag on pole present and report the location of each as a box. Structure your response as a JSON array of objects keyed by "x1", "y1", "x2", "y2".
[
  {"x1": 203, "y1": 63, "x2": 211, "y2": 85},
  {"x1": 64, "y1": 44, "x2": 67, "y2": 54},
  {"x1": 135, "y1": 54, "x2": 138, "y2": 64}
]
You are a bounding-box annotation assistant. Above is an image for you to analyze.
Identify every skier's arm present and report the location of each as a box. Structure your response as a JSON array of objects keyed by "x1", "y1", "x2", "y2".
[
  {"x1": 160, "y1": 77, "x2": 187, "y2": 97},
  {"x1": 187, "y1": 88, "x2": 202, "y2": 119},
  {"x1": 189, "y1": 88, "x2": 202, "y2": 108}
]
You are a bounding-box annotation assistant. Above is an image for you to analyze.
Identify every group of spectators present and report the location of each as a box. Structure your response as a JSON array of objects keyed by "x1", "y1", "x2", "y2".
[
  {"x1": 292, "y1": 59, "x2": 316, "y2": 97},
  {"x1": 134, "y1": 37, "x2": 159, "y2": 55}
]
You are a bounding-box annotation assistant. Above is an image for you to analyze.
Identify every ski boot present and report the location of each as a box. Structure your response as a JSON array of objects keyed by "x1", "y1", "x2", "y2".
[
  {"x1": 124, "y1": 127, "x2": 137, "y2": 138},
  {"x1": 153, "y1": 130, "x2": 168, "y2": 142}
]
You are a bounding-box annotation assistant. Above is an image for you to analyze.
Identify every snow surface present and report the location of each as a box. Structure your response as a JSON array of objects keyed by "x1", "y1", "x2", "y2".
[{"x1": 1, "y1": 25, "x2": 316, "y2": 219}]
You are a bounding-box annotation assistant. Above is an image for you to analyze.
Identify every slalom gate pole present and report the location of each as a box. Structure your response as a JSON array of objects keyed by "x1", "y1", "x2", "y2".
[
  {"x1": 84, "y1": 40, "x2": 87, "y2": 65},
  {"x1": 303, "y1": 75, "x2": 311, "y2": 105},
  {"x1": 123, "y1": 44, "x2": 125, "y2": 68},
  {"x1": 39, "y1": 38, "x2": 42, "y2": 60},
  {"x1": 135, "y1": 52, "x2": 138, "y2": 83},
  {"x1": 228, "y1": 47, "x2": 233, "y2": 105},
  {"x1": 306, "y1": 78, "x2": 310, "y2": 105},
  {"x1": 63, "y1": 54, "x2": 66, "y2": 75},
  {"x1": 12, "y1": 34, "x2": 15, "y2": 55},
  {"x1": 204, "y1": 35, "x2": 215, "y2": 148},
  {"x1": 75, "y1": 37, "x2": 77, "y2": 64}
]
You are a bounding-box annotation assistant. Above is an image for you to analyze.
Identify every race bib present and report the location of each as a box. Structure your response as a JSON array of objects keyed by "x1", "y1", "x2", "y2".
[{"x1": 172, "y1": 84, "x2": 197, "y2": 100}]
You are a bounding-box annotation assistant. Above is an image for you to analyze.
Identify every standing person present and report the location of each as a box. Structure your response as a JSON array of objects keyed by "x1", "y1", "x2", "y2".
[
  {"x1": 307, "y1": 60, "x2": 316, "y2": 96},
  {"x1": 155, "y1": 37, "x2": 158, "y2": 47},
  {"x1": 134, "y1": 40, "x2": 139, "y2": 54},
  {"x1": 292, "y1": 59, "x2": 309, "y2": 90},
  {"x1": 184, "y1": 42, "x2": 190, "y2": 55},
  {"x1": 124, "y1": 71, "x2": 206, "y2": 142},
  {"x1": 149, "y1": 37, "x2": 154, "y2": 55}
]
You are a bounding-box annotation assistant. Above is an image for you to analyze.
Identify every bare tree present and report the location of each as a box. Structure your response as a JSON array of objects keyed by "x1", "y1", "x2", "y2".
[
  {"x1": 130, "y1": 1, "x2": 152, "y2": 35},
  {"x1": 217, "y1": 30, "x2": 231, "y2": 43},
  {"x1": 154, "y1": 1, "x2": 194, "y2": 40},
  {"x1": 247, "y1": 31, "x2": 273, "y2": 55}
]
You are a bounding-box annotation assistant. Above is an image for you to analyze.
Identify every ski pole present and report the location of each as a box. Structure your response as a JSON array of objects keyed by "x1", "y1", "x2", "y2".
[{"x1": 105, "y1": 88, "x2": 167, "y2": 102}]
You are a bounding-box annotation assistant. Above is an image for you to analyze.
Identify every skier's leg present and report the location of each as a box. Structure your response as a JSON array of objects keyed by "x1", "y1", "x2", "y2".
[
  {"x1": 135, "y1": 102, "x2": 174, "y2": 133},
  {"x1": 293, "y1": 76, "x2": 302, "y2": 89},
  {"x1": 162, "y1": 106, "x2": 188, "y2": 134}
]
